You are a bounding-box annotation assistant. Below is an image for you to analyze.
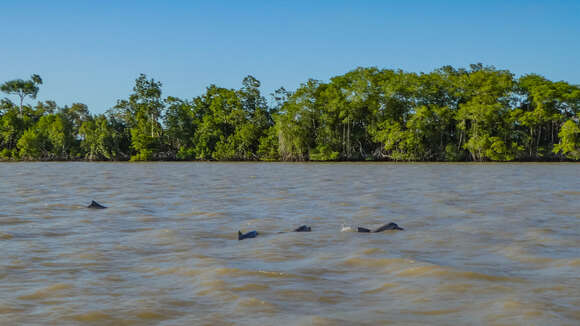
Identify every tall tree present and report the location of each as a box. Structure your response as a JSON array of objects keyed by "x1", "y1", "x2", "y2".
[
  {"x1": 0, "y1": 74, "x2": 43, "y2": 117},
  {"x1": 163, "y1": 97, "x2": 197, "y2": 159},
  {"x1": 110, "y1": 74, "x2": 164, "y2": 160}
]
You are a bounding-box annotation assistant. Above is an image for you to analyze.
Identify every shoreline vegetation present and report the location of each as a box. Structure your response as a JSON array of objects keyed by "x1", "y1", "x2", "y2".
[{"x1": 1, "y1": 64, "x2": 579, "y2": 162}]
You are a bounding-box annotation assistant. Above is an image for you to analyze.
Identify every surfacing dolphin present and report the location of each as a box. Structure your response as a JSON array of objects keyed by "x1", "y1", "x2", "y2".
[
  {"x1": 342, "y1": 222, "x2": 404, "y2": 233},
  {"x1": 87, "y1": 200, "x2": 107, "y2": 209},
  {"x1": 238, "y1": 230, "x2": 258, "y2": 240},
  {"x1": 373, "y1": 222, "x2": 404, "y2": 232},
  {"x1": 293, "y1": 225, "x2": 312, "y2": 232},
  {"x1": 278, "y1": 225, "x2": 312, "y2": 234},
  {"x1": 240, "y1": 225, "x2": 311, "y2": 239}
]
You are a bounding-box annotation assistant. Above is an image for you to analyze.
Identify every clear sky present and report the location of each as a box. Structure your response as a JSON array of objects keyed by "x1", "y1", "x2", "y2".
[{"x1": 1, "y1": 0, "x2": 579, "y2": 114}]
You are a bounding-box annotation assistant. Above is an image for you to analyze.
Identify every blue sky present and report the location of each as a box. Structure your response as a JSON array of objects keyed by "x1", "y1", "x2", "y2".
[{"x1": 1, "y1": 0, "x2": 579, "y2": 113}]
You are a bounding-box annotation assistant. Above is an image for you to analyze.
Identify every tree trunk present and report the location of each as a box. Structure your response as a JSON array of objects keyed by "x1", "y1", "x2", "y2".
[
  {"x1": 347, "y1": 116, "x2": 350, "y2": 159},
  {"x1": 19, "y1": 95, "x2": 24, "y2": 118},
  {"x1": 536, "y1": 126, "x2": 541, "y2": 155},
  {"x1": 151, "y1": 113, "x2": 155, "y2": 138},
  {"x1": 342, "y1": 122, "x2": 345, "y2": 155}
]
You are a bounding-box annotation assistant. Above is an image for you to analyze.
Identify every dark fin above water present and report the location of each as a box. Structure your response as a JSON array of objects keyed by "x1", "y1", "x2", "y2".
[
  {"x1": 87, "y1": 200, "x2": 107, "y2": 209},
  {"x1": 357, "y1": 227, "x2": 371, "y2": 233},
  {"x1": 293, "y1": 225, "x2": 312, "y2": 232},
  {"x1": 373, "y1": 222, "x2": 404, "y2": 232},
  {"x1": 238, "y1": 230, "x2": 258, "y2": 240}
]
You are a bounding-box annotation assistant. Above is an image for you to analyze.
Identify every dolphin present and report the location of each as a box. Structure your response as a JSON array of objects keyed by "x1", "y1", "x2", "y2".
[
  {"x1": 341, "y1": 225, "x2": 372, "y2": 232},
  {"x1": 342, "y1": 223, "x2": 403, "y2": 233},
  {"x1": 293, "y1": 225, "x2": 312, "y2": 232},
  {"x1": 373, "y1": 222, "x2": 404, "y2": 232},
  {"x1": 238, "y1": 230, "x2": 258, "y2": 240},
  {"x1": 87, "y1": 200, "x2": 107, "y2": 209}
]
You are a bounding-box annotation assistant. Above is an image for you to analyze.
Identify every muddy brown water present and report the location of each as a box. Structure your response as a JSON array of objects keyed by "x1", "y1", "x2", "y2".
[{"x1": 1, "y1": 162, "x2": 579, "y2": 325}]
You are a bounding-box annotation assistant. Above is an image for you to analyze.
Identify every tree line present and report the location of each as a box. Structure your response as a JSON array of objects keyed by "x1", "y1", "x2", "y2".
[{"x1": 1, "y1": 64, "x2": 579, "y2": 162}]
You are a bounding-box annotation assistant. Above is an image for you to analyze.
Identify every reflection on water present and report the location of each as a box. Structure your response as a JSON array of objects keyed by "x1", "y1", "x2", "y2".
[{"x1": 1, "y1": 162, "x2": 579, "y2": 325}]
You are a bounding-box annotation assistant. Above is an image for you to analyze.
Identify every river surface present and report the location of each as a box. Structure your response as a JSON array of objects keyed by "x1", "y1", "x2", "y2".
[{"x1": 1, "y1": 162, "x2": 579, "y2": 325}]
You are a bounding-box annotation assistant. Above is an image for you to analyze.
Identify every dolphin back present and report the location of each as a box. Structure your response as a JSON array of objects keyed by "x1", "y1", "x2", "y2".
[
  {"x1": 238, "y1": 230, "x2": 258, "y2": 240},
  {"x1": 373, "y1": 222, "x2": 404, "y2": 232},
  {"x1": 88, "y1": 200, "x2": 107, "y2": 209},
  {"x1": 294, "y1": 225, "x2": 312, "y2": 232}
]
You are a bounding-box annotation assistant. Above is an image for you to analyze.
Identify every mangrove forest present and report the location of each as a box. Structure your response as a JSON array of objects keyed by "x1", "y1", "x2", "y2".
[{"x1": 1, "y1": 64, "x2": 579, "y2": 162}]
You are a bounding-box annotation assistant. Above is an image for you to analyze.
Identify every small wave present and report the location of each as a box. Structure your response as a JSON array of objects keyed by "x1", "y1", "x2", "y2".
[
  {"x1": 120, "y1": 227, "x2": 154, "y2": 233},
  {"x1": 5, "y1": 260, "x2": 28, "y2": 270},
  {"x1": 398, "y1": 265, "x2": 523, "y2": 282},
  {"x1": 197, "y1": 279, "x2": 227, "y2": 293},
  {"x1": 69, "y1": 311, "x2": 115, "y2": 323},
  {"x1": 274, "y1": 289, "x2": 318, "y2": 301},
  {"x1": 18, "y1": 283, "x2": 74, "y2": 300},
  {"x1": 41, "y1": 203, "x2": 77, "y2": 209},
  {"x1": 163, "y1": 299, "x2": 198, "y2": 308},
  {"x1": 496, "y1": 245, "x2": 557, "y2": 265},
  {"x1": 363, "y1": 282, "x2": 399, "y2": 294},
  {"x1": 235, "y1": 297, "x2": 279, "y2": 313},
  {"x1": 342, "y1": 256, "x2": 523, "y2": 283},
  {"x1": 196, "y1": 280, "x2": 240, "y2": 302},
  {"x1": 555, "y1": 258, "x2": 580, "y2": 267},
  {"x1": 153, "y1": 266, "x2": 201, "y2": 277},
  {"x1": 102, "y1": 275, "x2": 124, "y2": 282},
  {"x1": 197, "y1": 211, "x2": 227, "y2": 218},
  {"x1": 341, "y1": 257, "x2": 412, "y2": 269},
  {"x1": 194, "y1": 231, "x2": 233, "y2": 240},
  {"x1": 531, "y1": 285, "x2": 567, "y2": 293},
  {"x1": 435, "y1": 283, "x2": 475, "y2": 294},
  {"x1": 254, "y1": 250, "x2": 308, "y2": 262},
  {"x1": 0, "y1": 305, "x2": 25, "y2": 314},
  {"x1": 402, "y1": 308, "x2": 463, "y2": 315},
  {"x1": 213, "y1": 267, "x2": 317, "y2": 280},
  {"x1": 487, "y1": 298, "x2": 551, "y2": 322},
  {"x1": 361, "y1": 248, "x2": 385, "y2": 255},
  {"x1": 60, "y1": 251, "x2": 109, "y2": 262},
  {"x1": 317, "y1": 295, "x2": 343, "y2": 304},
  {"x1": 231, "y1": 283, "x2": 271, "y2": 292},
  {"x1": 298, "y1": 316, "x2": 361, "y2": 326},
  {"x1": 137, "y1": 216, "x2": 162, "y2": 223},
  {"x1": 0, "y1": 218, "x2": 30, "y2": 225},
  {"x1": 135, "y1": 309, "x2": 176, "y2": 320},
  {"x1": 42, "y1": 231, "x2": 70, "y2": 237}
]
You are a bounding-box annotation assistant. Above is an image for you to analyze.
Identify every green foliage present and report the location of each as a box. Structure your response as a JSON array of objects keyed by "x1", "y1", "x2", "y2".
[
  {"x1": 309, "y1": 144, "x2": 340, "y2": 161},
  {"x1": 188, "y1": 77, "x2": 273, "y2": 161},
  {"x1": 164, "y1": 97, "x2": 196, "y2": 159},
  {"x1": 79, "y1": 115, "x2": 124, "y2": 160},
  {"x1": 553, "y1": 118, "x2": 580, "y2": 160},
  {"x1": 17, "y1": 128, "x2": 43, "y2": 160},
  {"x1": 15, "y1": 114, "x2": 74, "y2": 160},
  {"x1": 257, "y1": 126, "x2": 280, "y2": 160},
  {"x1": 1, "y1": 75, "x2": 43, "y2": 116},
  {"x1": 1, "y1": 67, "x2": 579, "y2": 161},
  {"x1": 0, "y1": 148, "x2": 17, "y2": 160},
  {"x1": 109, "y1": 74, "x2": 164, "y2": 160},
  {"x1": 0, "y1": 106, "x2": 24, "y2": 152}
]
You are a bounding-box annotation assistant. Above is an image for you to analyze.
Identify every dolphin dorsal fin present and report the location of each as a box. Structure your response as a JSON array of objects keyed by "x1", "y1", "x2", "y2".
[{"x1": 88, "y1": 200, "x2": 106, "y2": 209}]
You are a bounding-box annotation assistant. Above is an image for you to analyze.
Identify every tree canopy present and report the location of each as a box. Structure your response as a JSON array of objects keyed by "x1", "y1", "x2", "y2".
[
  {"x1": 1, "y1": 65, "x2": 579, "y2": 162},
  {"x1": 1, "y1": 74, "x2": 43, "y2": 117}
]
